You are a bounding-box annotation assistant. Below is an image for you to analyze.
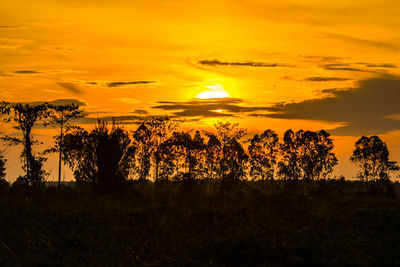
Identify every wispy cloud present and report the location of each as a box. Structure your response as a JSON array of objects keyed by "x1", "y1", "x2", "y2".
[
  {"x1": 133, "y1": 109, "x2": 148, "y2": 115},
  {"x1": 17, "y1": 98, "x2": 86, "y2": 106},
  {"x1": 13, "y1": 70, "x2": 41, "y2": 74},
  {"x1": 153, "y1": 98, "x2": 275, "y2": 118},
  {"x1": 322, "y1": 64, "x2": 378, "y2": 73},
  {"x1": 57, "y1": 82, "x2": 83, "y2": 94},
  {"x1": 322, "y1": 32, "x2": 398, "y2": 51},
  {"x1": 198, "y1": 60, "x2": 294, "y2": 67},
  {"x1": 107, "y1": 81, "x2": 156, "y2": 87},
  {"x1": 303, "y1": 77, "x2": 352, "y2": 82},
  {"x1": 359, "y1": 63, "x2": 397, "y2": 68},
  {"x1": 0, "y1": 26, "x2": 24, "y2": 29}
]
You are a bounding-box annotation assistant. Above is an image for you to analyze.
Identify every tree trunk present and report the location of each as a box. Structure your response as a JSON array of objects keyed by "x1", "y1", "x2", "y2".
[{"x1": 58, "y1": 124, "x2": 63, "y2": 192}]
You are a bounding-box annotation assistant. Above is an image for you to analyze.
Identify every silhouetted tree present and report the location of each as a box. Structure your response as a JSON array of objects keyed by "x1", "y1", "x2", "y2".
[
  {"x1": 132, "y1": 123, "x2": 152, "y2": 181},
  {"x1": 278, "y1": 130, "x2": 337, "y2": 181},
  {"x1": 133, "y1": 116, "x2": 180, "y2": 188},
  {"x1": 204, "y1": 134, "x2": 222, "y2": 179},
  {"x1": 248, "y1": 130, "x2": 279, "y2": 181},
  {"x1": 214, "y1": 122, "x2": 248, "y2": 181},
  {"x1": 45, "y1": 103, "x2": 85, "y2": 191},
  {"x1": 166, "y1": 130, "x2": 206, "y2": 180},
  {"x1": 298, "y1": 130, "x2": 338, "y2": 181},
  {"x1": 351, "y1": 136, "x2": 399, "y2": 182},
  {"x1": 158, "y1": 137, "x2": 177, "y2": 180},
  {"x1": 277, "y1": 130, "x2": 302, "y2": 180},
  {"x1": 0, "y1": 102, "x2": 9, "y2": 183},
  {"x1": 63, "y1": 121, "x2": 135, "y2": 192},
  {"x1": 191, "y1": 131, "x2": 207, "y2": 177},
  {"x1": 0, "y1": 150, "x2": 6, "y2": 181},
  {"x1": 2, "y1": 103, "x2": 48, "y2": 188}
]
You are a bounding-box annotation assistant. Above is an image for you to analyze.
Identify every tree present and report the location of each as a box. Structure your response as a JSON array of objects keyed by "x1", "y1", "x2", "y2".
[
  {"x1": 0, "y1": 102, "x2": 9, "y2": 183},
  {"x1": 62, "y1": 121, "x2": 135, "y2": 192},
  {"x1": 165, "y1": 130, "x2": 206, "y2": 180},
  {"x1": 214, "y1": 122, "x2": 248, "y2": 181},
  {"x1": 0, "y1": 150, "x2": 6, "y2": 181},
  {"x1": 248, "y1": 130, "x2": 279, "y2": 181},
  {"x1": 132, "y1": 123, "x2": 152, "y2": 181},
  {"x1": 277, "y1": 130, "x2": 338, "y2": 181},
  {"x1": 132, "y1": 116, "x2": 180, "y2": 188},
  {"x1": 204, "y1": 134, "x2": 222, "y2": 179},
  {"x1": 298, "y1": 130, "x2": 338, "y2": 181},
  {"x1": 350, "y1": 136, "x2": 399, "y2": 182},
  {"x1": 45, "y1": 103, "x2": 85, "y2": 191},
  {"x1": 3, "y1": 103, "x2": 48, "y2": 188},
  {"x1": 277, "y1": 130, "x2": 302, "y2": 180}
]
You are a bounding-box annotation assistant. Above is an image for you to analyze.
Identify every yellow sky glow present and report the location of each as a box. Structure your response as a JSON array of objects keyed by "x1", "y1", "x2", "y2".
[{"x1": 0, "y1": 0, "x2": 400, "y2": 180}]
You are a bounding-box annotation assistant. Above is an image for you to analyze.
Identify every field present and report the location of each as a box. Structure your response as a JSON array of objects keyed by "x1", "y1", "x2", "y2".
[{"x1": 1, "y1": 180, "x2": 400, "y2": 266}]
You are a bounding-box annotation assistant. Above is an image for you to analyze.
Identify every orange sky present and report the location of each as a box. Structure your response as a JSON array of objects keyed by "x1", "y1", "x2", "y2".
[{"x1": 1, "y1": 0, "x2": 400, "y2": 180}]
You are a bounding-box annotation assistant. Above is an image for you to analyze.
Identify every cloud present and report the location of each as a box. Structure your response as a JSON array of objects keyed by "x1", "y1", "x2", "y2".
[
  {"x1": 80, "y1": 115, "x2": 143, "y2": 125},
  {"x1": 0, "y1": 26, "x2": 24, "y2": 29},
  {"x1": 48, "y1": 99, "x2": 86, "y2": 106},
  {"x1": 107, "y1": 81, "x2": 156, "y2": 87},
  {"x1": 322, "y1": 64, "x2": 377, "y2": 73},
  {"x1": 0, "y1": 71, "x2": 14, "y2": 77},
  {"x1": 13, "y1": 70, "x2": 41, "y2": 74},
  {"x1": 301, "y1": 55, "x2": 344, "y2": 62},
  {"x1": 57, "y1": 82, "x2": 83, "y2": 94},
  {"x1": 79, "y1": 114, "x2": 168, "y2": 125},
  {"x1": 133, "y1": 109, "x2": 148, "y2": 115},
  {"x1": 198, "y1": 60, "x2": 294, "y2": 68},
  {"x1": 265, "y1": 76, "x2": 400, "y2": 136},
  {"x1": 303, "y1": 77, "x2": 352, "y2": 82},
  {"x1": 17, "y1": 99, "x2": 86, "y2": 106},
  {"x1": 153, "y1": 98, "x2": 275, "y2": 118},
  {"x1": 322, "y1": 33, "x2": 398, "y2": 51},
  {"x1": 359, "y1": 63, "x2": 397, "y2": 68}
]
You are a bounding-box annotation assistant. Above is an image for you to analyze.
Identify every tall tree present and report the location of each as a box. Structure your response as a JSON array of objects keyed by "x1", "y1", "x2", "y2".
[
  {"x1": 204, "y1": 134, "x2": 222, "y2": 179},
  {"x1": 248, "y1": 130, "x2": 279, "y2": 181},
  {"x1": 214, "y1": 122, "x2": 248, "y2": 181},
  {"x1": 351, "y1": 136, "x2": 399, "y2": 181},
  {"x1": 132, "y1": 123, "x2": 152, "y2": 181},
  {"x1": 45, "y1": 103, "x2": 85, "y2": 191},
  {"x1": 0, "y1": 150, "x2": 6, "y2": 181},
  {"x1": 278, "y1": 130, "x2": 338, "y2": 181},
  {"x1": 3, "y1": 103, "x2": 49, "y2": 188},
  {"x1": 62, "y1": 121, "x2": 135, "y2": 192},
  {"x1": 133, "y1": 116, "x2": 180, "y2": 187},
  {"x1": 277, "y1": 130, "x2": 302, "y2": 180},
  {"x1": 298, "y1": 130, "x2": 338, "y2": 181},
  {"x1": 0, "y1": 102, "x2": 10, "y2": 182},
  {"x1": 166, "y1": 130, "x2": 206, "y2": 180}
]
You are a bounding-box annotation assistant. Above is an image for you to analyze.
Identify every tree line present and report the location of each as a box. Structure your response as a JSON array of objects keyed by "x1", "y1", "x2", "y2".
[{"x1": 0, "y1": 102, "x2": 398, "y2": 192}]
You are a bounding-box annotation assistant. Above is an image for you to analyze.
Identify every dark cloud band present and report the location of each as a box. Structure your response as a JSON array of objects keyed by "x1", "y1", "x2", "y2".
[
  {"x1": 198, "y1": 60, "x2": 294, "y2": 67},
  {"x1": 107, "y1": 81, "x2": 156, "y2": 87}
]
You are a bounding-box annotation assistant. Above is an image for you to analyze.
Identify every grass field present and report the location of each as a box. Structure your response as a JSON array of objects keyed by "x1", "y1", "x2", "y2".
[{"x1": 1, "y1": 180, "x2": 400, "y2": 266}]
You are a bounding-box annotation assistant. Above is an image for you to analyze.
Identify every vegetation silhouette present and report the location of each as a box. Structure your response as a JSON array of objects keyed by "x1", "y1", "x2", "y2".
[
  {"x1": 2, "y1": 103, "x2": 48, "y2": 188},
  {"x1": 0, "y1": 102, "x2": 398, "y2": 189},
  {"x1": 0, "y1": 102, "x2": 399, "y2": 265},
  {"x1": 45, "y1": 103, "x2": 85, "y2": 191},
  {"x1": 62, "y1": 120, "x2": 135, "y2": 192},
  {"x1": 351, "y1": 135, "x2": 400, "y2": 182}
]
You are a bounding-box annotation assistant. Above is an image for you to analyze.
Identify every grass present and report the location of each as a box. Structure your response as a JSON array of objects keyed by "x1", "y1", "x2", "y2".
[{"x1": 1, "y1": 179, "x2": 400, "y2": 266}]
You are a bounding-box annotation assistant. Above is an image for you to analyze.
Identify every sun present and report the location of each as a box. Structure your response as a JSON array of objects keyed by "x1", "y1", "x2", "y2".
[{"x1": 196, "y1": 83, "x2": 230, "y2": 99}]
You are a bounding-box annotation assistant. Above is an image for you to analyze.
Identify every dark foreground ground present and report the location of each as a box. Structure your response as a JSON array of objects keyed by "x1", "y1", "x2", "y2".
[{"x1": 1, "y1": 180, "x2": 400, "y2": 266}]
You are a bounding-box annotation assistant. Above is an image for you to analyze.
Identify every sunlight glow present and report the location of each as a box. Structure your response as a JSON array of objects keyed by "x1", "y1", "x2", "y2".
[{"x1": 196, "y1": 83, "x2": 230, "y2": 99}]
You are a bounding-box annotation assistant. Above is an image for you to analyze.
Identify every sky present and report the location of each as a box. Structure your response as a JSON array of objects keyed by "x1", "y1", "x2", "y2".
[{"x1": 1, "y1": 0, "x2": 400, "y2": 180}]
